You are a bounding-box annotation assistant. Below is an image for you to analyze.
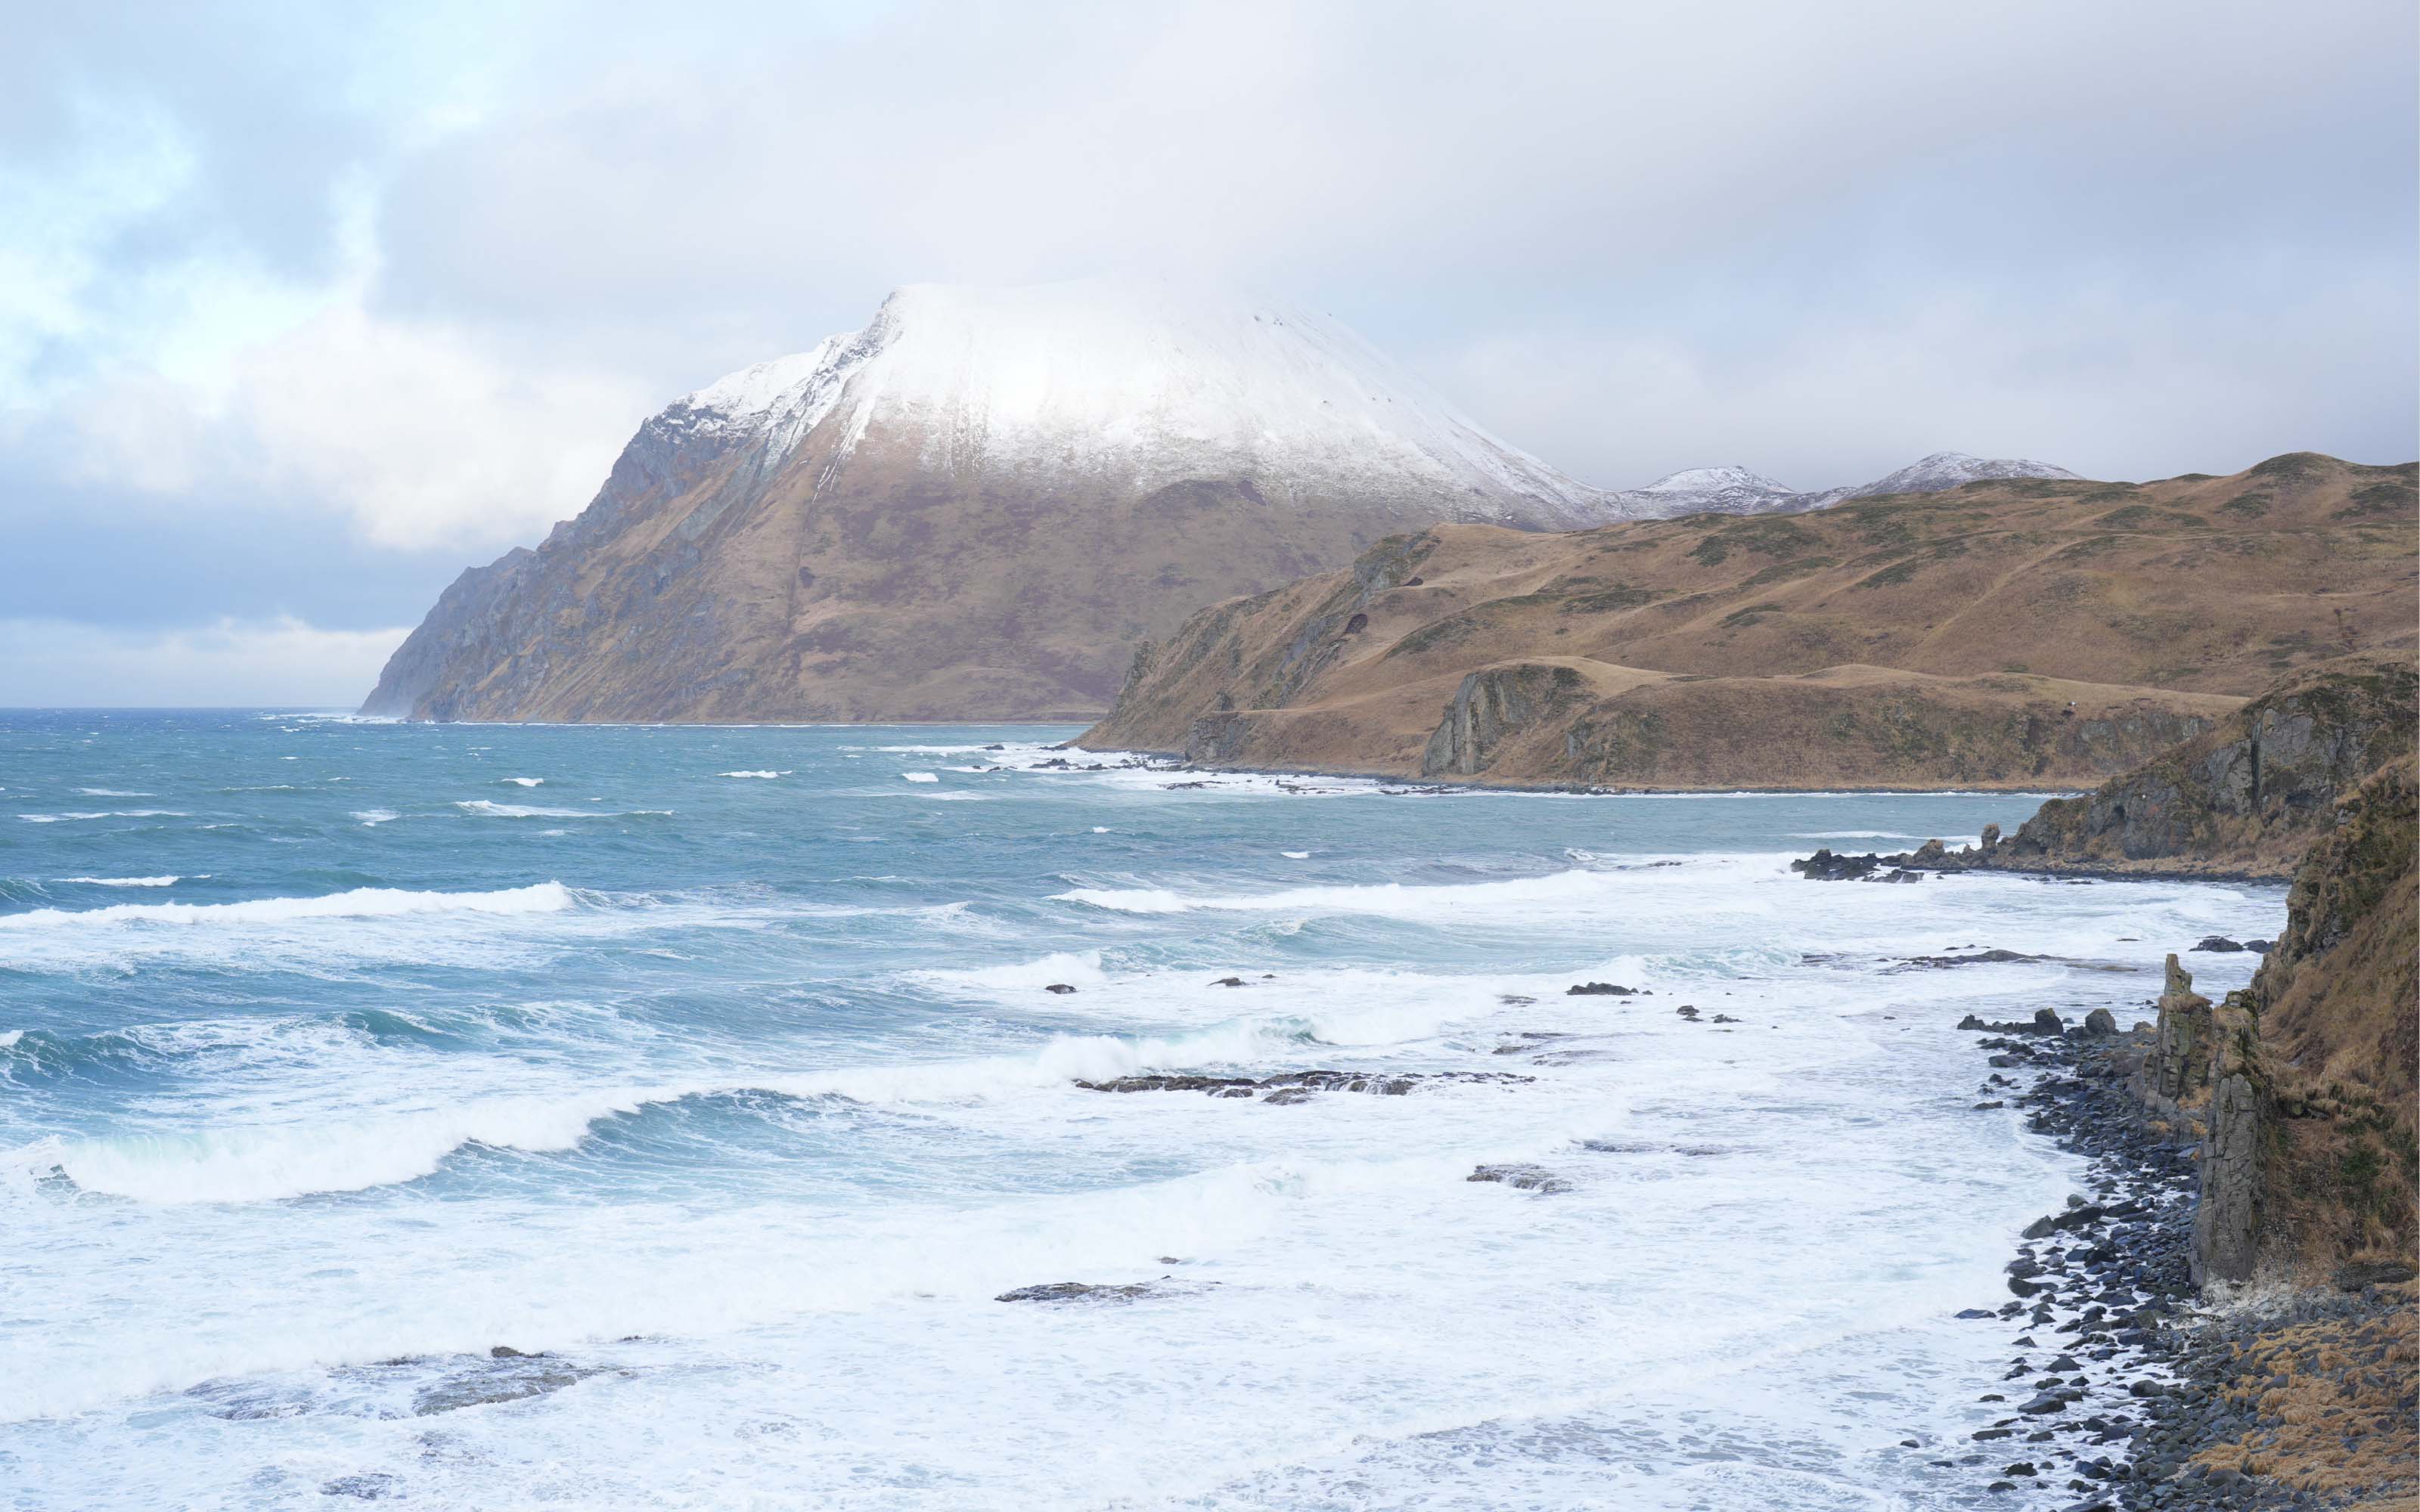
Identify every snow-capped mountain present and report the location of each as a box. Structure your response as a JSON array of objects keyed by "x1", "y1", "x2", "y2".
[
  {"x1": 1606, "y1": 451, "x2": 2082, "y2": 517},
  {"x1": 654, "y1": 277, "x2": 1615, "y2": 529},
  {"x1": 1791, "y1": 451, "x2": 2084, "y2": 510},
  {"x1": 1609, "y1": 465, "x2": 1803, "y2": 516},
  {"x1": 364, "y1": 278, "x2": 1630, "y2": 723}
]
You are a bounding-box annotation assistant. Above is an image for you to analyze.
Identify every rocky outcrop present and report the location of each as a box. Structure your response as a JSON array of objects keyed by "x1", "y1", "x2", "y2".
[
  {"x1": 1981, "y1": 659, "x2": 2417, "y2": 877},
  {"x1": 2193, "y1": 995, "x2": 2266, "y2": 1284},
  {"x1": 1421, "y1": 662, "x2": 1590, "y2": 776},
  {"x1": 1867, "y1": 658, "x2": 2417, "y2": 879},
  {"x1": 2119, "y1": 758, "x2": 2417, "y2": 1290},
  {"x1": 1080, "y1": 455, "x2": 2416, "y2": 789},
  {"x1": 2142, "y1": 957, "x2": 2216, "y2": 1111}
]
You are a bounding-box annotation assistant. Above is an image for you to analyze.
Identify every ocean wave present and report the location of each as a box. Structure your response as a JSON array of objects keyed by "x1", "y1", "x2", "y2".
[
  {"x1": 73, "y1": 788, "x2": 152, "y2": 798},
  {"x1": 54, "y1": 876, "x2": 182, "y2": 888},
  {"x1": 453, "y1": 801, "x2": 671, "y2": 819},
  {"x1": 500, "y1": 776, "x2": 545, "y2": 787},
  {"x1": 1051, "y1": 864, "x2": 1725, "y2": 921},
  {"x1": 901, "y1": 772, "x2": 940, "y2": 783},
  {"x1": 9, "y1": 1092, "x2": 625, "y2": 1204},
  {"x1": 0, "y1": 882, "x2": 576, "y2": 934},
  {"x1": 352, "y1": 809, "x2": 399, "y2": 826},
  {"x1": 17, "y1": 810, "x2": 187, "y2": 823},
  {"x1": 717, "y1": 770, "x2": 789, "y2": 779},
  {"x1": 920, "y1": 949, "x2": 1110, "y2": 990}
]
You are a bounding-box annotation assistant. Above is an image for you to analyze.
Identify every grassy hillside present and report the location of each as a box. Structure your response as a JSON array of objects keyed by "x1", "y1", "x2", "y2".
[{"x1": 1081, "y1": 454, "x2": 2416, "y2": 790}]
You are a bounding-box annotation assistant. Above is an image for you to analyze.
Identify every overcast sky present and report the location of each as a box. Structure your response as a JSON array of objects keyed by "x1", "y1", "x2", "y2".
[{"x1": 4, "y1": 0, "x2": 2414, "y2": 705}]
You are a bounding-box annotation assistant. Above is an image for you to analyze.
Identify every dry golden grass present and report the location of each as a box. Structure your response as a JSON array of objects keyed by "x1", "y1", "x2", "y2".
[
  {"x1": 1086, "y1": 453, "x2": 2417, "y2": 789},
  {"x1": 2192, "y1": 1290, "x2": 2418, "y2": 1504}
]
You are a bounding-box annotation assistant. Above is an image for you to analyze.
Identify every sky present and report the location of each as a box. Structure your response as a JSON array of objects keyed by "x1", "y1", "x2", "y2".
[{"x1": 3, "y1": 0, "x2": 2414, "y2": 706}]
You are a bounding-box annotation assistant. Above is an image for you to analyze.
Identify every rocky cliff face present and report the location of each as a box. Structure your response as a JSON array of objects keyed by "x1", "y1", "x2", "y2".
[
  {"x1": 1081, "y1": 455, "x2": 2417, "y2": 790},
  {"x1": 1921, "y1": 658, "x2": 2416, "y2": 878},
  {"x1": 2135, "y1": 754, "x2": 2417, "y2": 1290},
  {"x1": 364, "y1": 277, "x2": 1631, "y2": 723}
]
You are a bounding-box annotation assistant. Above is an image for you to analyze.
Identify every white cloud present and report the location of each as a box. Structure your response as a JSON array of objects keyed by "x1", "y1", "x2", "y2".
[
  {"x1": 224, "y1": 304, "x2": 650, "y2": 549},
  {"x1": 0, "y1": 617, "x2": 409, "y2": 708}
]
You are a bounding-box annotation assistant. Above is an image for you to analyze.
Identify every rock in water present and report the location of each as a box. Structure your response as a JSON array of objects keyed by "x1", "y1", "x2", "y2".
[{"x1": 361, "y1": 277, "x2": 1628, "y2": 723}]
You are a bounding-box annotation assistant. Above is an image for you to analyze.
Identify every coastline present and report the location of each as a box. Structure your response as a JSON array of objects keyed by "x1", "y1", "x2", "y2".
[{"x1": 1960, "y1": 1015, "x2": 2416, "y2": 1509}]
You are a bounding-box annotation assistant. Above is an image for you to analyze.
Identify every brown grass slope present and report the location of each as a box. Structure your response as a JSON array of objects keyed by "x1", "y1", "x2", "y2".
[{"x1": 1080, "y1": 454, "x2": 2417, "y2": 790}]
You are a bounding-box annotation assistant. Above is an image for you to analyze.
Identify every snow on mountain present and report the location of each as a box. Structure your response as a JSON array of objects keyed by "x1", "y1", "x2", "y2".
[
  {"x1": 1612, "y1": 465, "x2": 1802, "y2": 516},
  {"x1": 1608, "y1": 452, "x2": 2083, "y2": 516},
  {"x1": 660, "y1": 277, "x2": 1621, "y2": 528},
  {"x1": 1792, "y1": 451, "x2": 2084, "y2": 510}
]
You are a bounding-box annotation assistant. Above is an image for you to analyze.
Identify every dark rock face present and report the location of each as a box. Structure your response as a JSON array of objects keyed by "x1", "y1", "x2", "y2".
[
  {"x1": 2140, "y1": 957, "x2": 2215, "y2": 1110},
  {"x1": 1565, "y1": 981, "x2": 1638, "y2": 996},
  {"x1": 2193, "y1": 1037, "x2": 2265, "y2": 1285},
  {"x1": 1420, "y1": 662, "x2": 1592, "y2": 777},
  {"x1": 1941, "y1": 660, "x2": 2415, "y2": 878},
  {"x1": 2192, "y1": 935, "x2": 2245, "y2": 953}
]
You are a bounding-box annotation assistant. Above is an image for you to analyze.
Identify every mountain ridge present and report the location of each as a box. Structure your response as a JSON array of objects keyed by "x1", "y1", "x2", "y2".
[{"x1": 1078, "y1": 452, "x2": 2418, "y2": 789}]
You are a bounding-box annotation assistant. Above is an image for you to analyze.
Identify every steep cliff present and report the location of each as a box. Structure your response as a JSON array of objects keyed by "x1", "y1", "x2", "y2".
[{"x1": 1925, "y1": 658, "x2": 2417, "y2": 878}]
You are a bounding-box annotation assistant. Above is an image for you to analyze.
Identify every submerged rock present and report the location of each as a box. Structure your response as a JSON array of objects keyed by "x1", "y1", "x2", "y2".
[
  {"x1": 994, "y1": 1281, "x2": 1155, "y2": 1304},
  {"x1": 1467, "y1": 1163, "x2": 1571, "y2": 1193}
]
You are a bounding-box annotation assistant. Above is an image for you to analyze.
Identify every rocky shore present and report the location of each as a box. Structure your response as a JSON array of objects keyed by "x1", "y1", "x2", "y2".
[{"x1": 1956, "y1": 993, "x2": 2415, "y2": 1510}]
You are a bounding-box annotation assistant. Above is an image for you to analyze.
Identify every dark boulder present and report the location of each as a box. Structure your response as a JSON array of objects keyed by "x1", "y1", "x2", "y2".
[{"x1": 1791, "y1": 847, "x2": 1882, "y2": 881}]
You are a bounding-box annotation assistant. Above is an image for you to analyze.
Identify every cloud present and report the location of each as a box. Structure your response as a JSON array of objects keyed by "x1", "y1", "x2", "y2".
[
  {"x1": 0, "y1": 0, "x2": 2412, "y2": 704},
  {"x1": 0, "y1": 616, "x2": 409, "y2": 708}
]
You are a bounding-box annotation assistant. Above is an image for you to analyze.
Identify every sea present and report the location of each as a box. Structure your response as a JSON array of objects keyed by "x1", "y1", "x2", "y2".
[{"x1": 0, "y1": 710, "x2": 2281, "y2": 1510}]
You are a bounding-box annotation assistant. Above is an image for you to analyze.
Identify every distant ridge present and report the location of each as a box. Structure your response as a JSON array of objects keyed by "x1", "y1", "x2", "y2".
[{"x1": 1608, "y1": 451, "x2": 2083, "y2": 516}]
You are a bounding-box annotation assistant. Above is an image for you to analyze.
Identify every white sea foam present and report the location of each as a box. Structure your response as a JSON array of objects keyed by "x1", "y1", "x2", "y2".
[
  {"x1": 1282, "y1": 850, "x2": 1311, "y2": 859},
  {"x1": 55, "y1": 876, "x2": 180, "y2": 888},
  {"x1": 1053, "y1": 865, "x2": 1692, "y2": 919},
  {"x1": 717, "y1": 770, "x2": 788, "y2": 779},
  {"x1": 0, "y1": 882, "x2": 575, "y2": 934},
  {"x1": 901, "y1": 772, "x2": 940, "y2": 783},
  {"x1": 455, "y1": 801, "x2": 671, "y2": 819},
  {"x1": 501, "y1": 776, "x2": 545, "y2": 787},
  {"x1": 920, "y1": 949, "x2": 1109, "y2": 990},
  {"x1": 73, "y1": 789, "x2": 152, "y2": 798},
  {"x1": 353, "y1": 809, "x2": 399, "y2": 826}
]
